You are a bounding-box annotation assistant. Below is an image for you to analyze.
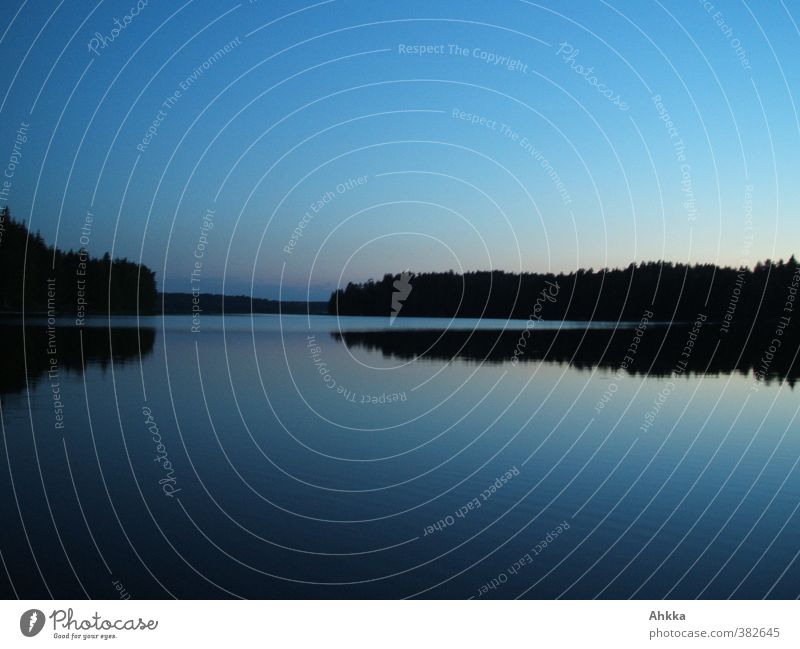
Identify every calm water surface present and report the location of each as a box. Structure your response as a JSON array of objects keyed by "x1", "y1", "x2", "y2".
[{"x1": 1, "y1": 314, "x2": 799, "y2": 598}]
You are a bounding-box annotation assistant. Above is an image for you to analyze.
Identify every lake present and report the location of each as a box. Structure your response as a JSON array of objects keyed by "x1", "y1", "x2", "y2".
[{"x1": 1, "y1": 314, "x2": 799, "y2": 599}]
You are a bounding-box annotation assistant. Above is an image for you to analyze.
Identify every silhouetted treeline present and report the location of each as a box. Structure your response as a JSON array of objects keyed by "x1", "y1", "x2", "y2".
[
  {"x1": 161, "y1": 292, "x2": 328, "y2": 314},
  {"x1": 0, "y1": 207, "x2": 157, "y2": 314},
  {"x1": 329, "y1": 260, "x2": 800, "y2": 324}
]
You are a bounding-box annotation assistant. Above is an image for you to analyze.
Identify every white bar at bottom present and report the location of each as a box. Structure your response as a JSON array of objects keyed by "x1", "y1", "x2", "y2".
[{"x1": 0, "y1": 600, "x2": 796, "y2": 647}]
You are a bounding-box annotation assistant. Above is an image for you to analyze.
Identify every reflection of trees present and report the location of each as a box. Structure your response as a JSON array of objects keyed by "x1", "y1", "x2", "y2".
[
  {"x1": 334, "y1": 323, "x2": 800, "y2": 387},
  {"x1": 0, "y1": 324, "x2": 156, "y2": 395}
]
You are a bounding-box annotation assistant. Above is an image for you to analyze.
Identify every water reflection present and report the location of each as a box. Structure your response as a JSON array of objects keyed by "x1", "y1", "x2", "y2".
[
  {"x1": 334, "y1": 322, "x2": 800, "y2": 385},
  {"x1": 2, "y1": 315, "x2": 799, "y2": 599},
  {"x1": 0, "y1": 321, "x2": 156, "y2": 395}
]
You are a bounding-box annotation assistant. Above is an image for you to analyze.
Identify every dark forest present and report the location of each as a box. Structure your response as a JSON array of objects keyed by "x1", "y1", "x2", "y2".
[
  {"x1": 0, "y1": 206, "x2": 157, "y2": 315},
  {"x1": 329, "y1": 260, "x2": 800, "y2": 324}
]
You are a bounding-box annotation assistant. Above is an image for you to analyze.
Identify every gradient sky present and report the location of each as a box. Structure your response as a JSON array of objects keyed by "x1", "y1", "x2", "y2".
[{"x1": 1, "y1": 0, "x2": 799, "y2": 299}]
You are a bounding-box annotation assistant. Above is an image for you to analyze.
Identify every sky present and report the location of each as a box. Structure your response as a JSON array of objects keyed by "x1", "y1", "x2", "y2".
[{"x1": 1, "y1": 0, "x2": 799, "y2": 299}]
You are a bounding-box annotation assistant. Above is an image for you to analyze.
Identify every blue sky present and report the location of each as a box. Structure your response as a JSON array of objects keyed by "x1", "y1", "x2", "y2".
[{"x1": 1, "y1": 0, "x2": 799, "y2": 299}]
